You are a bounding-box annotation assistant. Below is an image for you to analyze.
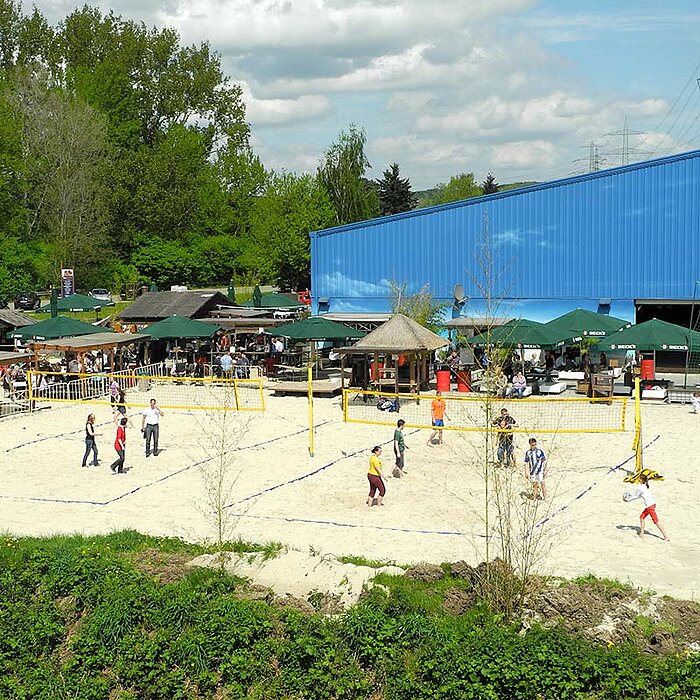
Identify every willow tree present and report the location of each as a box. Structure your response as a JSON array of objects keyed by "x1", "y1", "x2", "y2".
[{"x1": 317, "y1": 124, "x2": 380, "y2": 225}]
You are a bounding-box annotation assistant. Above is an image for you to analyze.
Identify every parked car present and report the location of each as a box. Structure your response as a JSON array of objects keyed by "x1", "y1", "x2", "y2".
[
  {"x1": 89, "y1": 288, "x2": 112, "y2": 303},
  {"x1": 14, "y1": 291, "x2": 41, "y2": 310}
]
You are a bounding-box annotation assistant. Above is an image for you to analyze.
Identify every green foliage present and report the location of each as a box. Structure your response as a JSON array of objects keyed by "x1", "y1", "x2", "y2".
[
  {"x1": 389, "y1": 281, "x2": 447, "y2": 333},
  {"x1": 375, "y1": 162, "x2": 418, "y2": 216},
  {"x1": 1, "y1": 533, "x2": 700, "y2": 699},
  {"x1": 337, "y1": 554, "x2": 397, "y2": 568},
  {"x1": 317, "y1": 124, "x2": 380, "y2": 225},
  {"x1": 422, "y1": 172, "x2": 482, "y2": 207},
  {"x1": 481, "y1": 172, "x2": 499, "y2": 194},
  {"x1": 242, "y1": 172, "x2": 336, "y2": 289}
]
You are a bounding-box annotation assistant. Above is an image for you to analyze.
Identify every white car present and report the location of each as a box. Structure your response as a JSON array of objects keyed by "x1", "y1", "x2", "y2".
[{"x1": 89, "y1": 288, "x2": 112, "y2": 303}]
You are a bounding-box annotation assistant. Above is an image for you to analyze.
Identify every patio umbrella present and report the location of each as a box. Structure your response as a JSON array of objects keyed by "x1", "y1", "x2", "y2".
[
  {"x1": 273, "y1": 316, "x2": 365, "y2": 377},
  {"x1": 252, "y1": 285, "x2": 263, "y2": 308},
  {"x1": 9, "y1": 315, "x2": 102, "y2": 341},
  {"x1": 597, "y1": 318, "x2": 700, "y2": 352},
  {"x1": 273, "y1": 316, "x2": 365, "y2": 341},
  {"x1": 38, "y1": 293, "x2": 113, "y2": 313},
  {"x1": 50, "y1": 287, "x2": 58, "y2": 318},
  {"x1": 544, "y1": 308, "x2": 629, "y2": 346},
  {"x1": 142, "y1": 315, "x2": 221, "y2": 340},
  {"x1": 466, "y1": 318, "x2": 557, "y2": 349},
  {"x1": 227, "y1": 278, "x2": 236, "y2": 301}
]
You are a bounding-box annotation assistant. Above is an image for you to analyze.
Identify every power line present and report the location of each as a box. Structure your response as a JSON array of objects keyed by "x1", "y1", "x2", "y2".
[{"x1": 605, "y1": 116, "x2": 652, "y2": 166}]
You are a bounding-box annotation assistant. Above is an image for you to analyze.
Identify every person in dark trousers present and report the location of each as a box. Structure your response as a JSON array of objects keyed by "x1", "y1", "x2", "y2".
[
  {"x1": 141, "y1": 398, "x2": 164, "y2": 457},
  {"x1": 393, "y1": 419, "x2": 407, "y2": 476},
  {"x1": 110, "y1": 416, "x2": 128, "y2": 474},
  {"x1": 366, "y1": 445, "x2": 386, "y2": 507},
  {"x1": 81, "y1": 413, "x2": 100, "y2": 467}
]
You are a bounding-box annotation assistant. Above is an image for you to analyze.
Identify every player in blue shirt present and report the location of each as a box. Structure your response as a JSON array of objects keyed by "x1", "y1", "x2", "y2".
[{"x1": 524, "y1": 437, "x2": 547, "y2": 500}]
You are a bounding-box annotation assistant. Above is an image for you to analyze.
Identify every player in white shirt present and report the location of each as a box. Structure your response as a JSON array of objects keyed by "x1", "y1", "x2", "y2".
[
  {"x1": 141, "y1": 398, "x2": 164, "y2": 457},
  {"x1": 624, "y1": 474, "x2": 670, "y2": 541}
]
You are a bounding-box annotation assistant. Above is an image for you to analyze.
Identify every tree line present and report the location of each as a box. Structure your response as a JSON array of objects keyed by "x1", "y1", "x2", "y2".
[{"x1": 0, "y1": 1, "x2": 503, "y2": 297}]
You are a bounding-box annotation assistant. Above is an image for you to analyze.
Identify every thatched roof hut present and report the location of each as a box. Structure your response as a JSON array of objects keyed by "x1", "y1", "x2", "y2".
[{"x1": 340, "y1": 314, "x2": 448, "y2": 394}]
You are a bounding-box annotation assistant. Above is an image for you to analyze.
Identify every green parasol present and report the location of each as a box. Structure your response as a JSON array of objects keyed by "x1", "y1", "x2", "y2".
[
  {"x1": 467, "y1": 319, "x2": 558, "y2": 348},
  {"x1": 544, "y1": 308, "x2": 629, "y2": 346},
  {"x1": 9, "y1": 315, "x2": 102, "y2": 341},
  {"x1": 142, "y1": 315, "x2": 221, "y2": 340}
]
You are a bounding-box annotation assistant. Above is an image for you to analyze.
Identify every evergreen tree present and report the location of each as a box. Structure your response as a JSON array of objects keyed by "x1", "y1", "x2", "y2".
[
  {"x1": 375, "y1": 163, "x2": 417, "y2": 215},
  {"x1": 481, "y1": 172, "x2": 499, "y2": 194}
]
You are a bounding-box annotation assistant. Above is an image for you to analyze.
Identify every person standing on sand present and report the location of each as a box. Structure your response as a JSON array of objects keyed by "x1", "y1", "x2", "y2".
[
  {"x1": 141, "y1": 398, "x2": 164, "y2": 457},
  {"x1": 427, "y1": 391, "x2": 448, "y2": 445},
  {"x1": 109, "y1": 379, "x2": 119, "y2": 408},
  {"x1": 81, "y1": 413, "x2": 100, "y2": 468},
  {"x1": 393, "y1": 419, "x2": 407, "y2": 475},
  {"x1": 625, "y1": 474, "x2": 670, "y2": 541},
  {"x1": 494, "y1": 408, "x2": 517, "y2": 467},
  {"x1": 524, "y1": 437, "x2": 547, "y2": 500},
  {"x1": 110, "y1": 415, "x2": 128, "y2": 474},
  {"x1": 366, "y1": 445, "x2": 386, "y2": 506}
]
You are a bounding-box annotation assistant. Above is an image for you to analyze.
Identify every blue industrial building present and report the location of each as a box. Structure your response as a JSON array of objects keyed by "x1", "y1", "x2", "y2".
[{"x1": 310, "y1": 149, "x2": 700, "y2": 325}]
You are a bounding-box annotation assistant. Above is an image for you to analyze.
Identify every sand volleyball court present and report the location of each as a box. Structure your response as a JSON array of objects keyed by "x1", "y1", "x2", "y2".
[{"x1": 1, "y1": 391, "x2": 698, "y2": 598}]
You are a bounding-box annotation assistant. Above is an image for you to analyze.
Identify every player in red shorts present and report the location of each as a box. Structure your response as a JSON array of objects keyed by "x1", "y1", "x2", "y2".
[{"x1": 624, "y1": 473, "x2": 670, "y2": 541}]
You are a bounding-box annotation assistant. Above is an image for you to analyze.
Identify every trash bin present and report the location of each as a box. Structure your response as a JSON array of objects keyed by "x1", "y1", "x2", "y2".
[
  {"x1": 371, "y1": 362, "x2": 383, "y2": 381},
  {"x1": 436, "y1": 369, "x2": 451, "y2": 392},
  {"x1": 640, "y1": 359, "x2": 655, "y2": 380},
  {"x1": 456, "y1": 369, "x2": 471, "y2": 392},
  {"x1": 138, "y1": 378, "x2": 151, "y2": 392}
]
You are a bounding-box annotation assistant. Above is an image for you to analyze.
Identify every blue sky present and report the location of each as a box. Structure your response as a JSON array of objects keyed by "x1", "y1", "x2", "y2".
[{"x1": 35, "y1": 0, "x2": 700, "y2": 188}]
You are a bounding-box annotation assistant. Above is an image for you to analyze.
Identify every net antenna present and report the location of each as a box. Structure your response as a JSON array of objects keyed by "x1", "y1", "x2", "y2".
[{"x1": 453, "y1": 283, "x2": 468, "y2": 313}]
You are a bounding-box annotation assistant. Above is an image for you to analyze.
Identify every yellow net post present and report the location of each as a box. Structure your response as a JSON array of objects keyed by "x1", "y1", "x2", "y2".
[
  {"x1": 308, "y1": 365, "x2": 314, "y2": 457},
  {"x1": 633, "y1": 376, "x2": 642, "y2": 471}
]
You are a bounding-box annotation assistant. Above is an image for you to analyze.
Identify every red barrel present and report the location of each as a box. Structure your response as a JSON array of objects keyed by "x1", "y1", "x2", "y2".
[
  {"x1": 456, "y1": 369, "x2": 471, "y2": 392},
  {"x1": 370, "y1": 361, "x2": 383, "y2": 381},
  {"x1": 436, "y1": 369, "x2": 451, "y2": 392},
  {"x1": 640, "y1": 359, "x2": 655, "y2": 380}
]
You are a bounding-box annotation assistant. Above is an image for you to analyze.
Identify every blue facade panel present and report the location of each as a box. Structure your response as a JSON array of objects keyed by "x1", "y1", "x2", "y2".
[{"x1": 310, "y1": 150, "x2": 700, "y2": 321}]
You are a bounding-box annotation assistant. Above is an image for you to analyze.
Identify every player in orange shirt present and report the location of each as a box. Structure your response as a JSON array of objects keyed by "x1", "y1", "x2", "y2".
[{"x1": 427, "y1": 390, "x2": 448, "y2": 445}]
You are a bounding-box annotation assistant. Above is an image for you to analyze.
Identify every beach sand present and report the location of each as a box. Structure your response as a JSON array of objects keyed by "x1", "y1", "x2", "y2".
[{"x1": 1, "y1": 391, "x2": 697, "y2": 600}]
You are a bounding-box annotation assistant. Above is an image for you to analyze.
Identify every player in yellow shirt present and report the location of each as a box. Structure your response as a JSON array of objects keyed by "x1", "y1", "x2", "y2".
[{"x1": 366, "y1": 445, "x2": 386, "y2": 506}]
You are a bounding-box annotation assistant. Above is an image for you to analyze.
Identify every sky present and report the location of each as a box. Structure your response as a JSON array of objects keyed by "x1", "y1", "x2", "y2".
[{"x1": 35, "y1": 0, "x2": 700, "y2": 189}]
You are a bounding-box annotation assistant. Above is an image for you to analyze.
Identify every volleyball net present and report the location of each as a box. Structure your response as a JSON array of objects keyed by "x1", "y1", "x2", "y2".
[
  {"x1": 343, "y1": 388, "x2": 628, "y2": 434},
  {"x1": 26, "y1": 370, "x2": 265, "y2": 413}
]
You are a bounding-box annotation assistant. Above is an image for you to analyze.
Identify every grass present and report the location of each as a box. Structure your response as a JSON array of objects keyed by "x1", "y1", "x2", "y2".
[
  {"x1": 571, "y1": 574, "x2": 637, "y2": 595},
  {"x1": 337, "y1": 554, "x2": 400, "y2": 569},
  {"x1": 29, "y1": 301, "x2": 131, "y2": 322}
]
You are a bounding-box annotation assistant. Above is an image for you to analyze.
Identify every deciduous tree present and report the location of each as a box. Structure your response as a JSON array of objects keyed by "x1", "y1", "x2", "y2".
[
  {"x1": 317, "y1": 125, "x2": 380, "y2": 225},
  {"x1": 423, "y1": 172, "x2": 482, "y2": 207}
]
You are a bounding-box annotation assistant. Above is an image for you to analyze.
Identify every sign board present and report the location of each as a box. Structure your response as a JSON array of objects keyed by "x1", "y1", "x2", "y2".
[{"x1": 61, "y1": 268, "x2": 75, "y2": 297}]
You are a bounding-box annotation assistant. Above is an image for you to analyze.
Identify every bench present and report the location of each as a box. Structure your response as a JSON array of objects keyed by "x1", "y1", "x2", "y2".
[
  {"x1": 538, "y1": 381, "x2": 567, "y2": 395},
  {"x1": 642, "y1": 387, "x2": 667, "y2": 401},
  {"x1": 667, "y1": 389, "x2": 696, "y2": 404},
  {"x1": 270, "y1": 379, "x2": 342, "y2": 397},
  {"x1": 558, "y1": 371, "x2": 586, "y2": 382}
]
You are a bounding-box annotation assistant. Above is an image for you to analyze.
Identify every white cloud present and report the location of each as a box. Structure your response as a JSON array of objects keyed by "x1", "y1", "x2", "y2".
[
  {"x1": 242, "y1": 84, "x2": 332, "y2": 125},
  {"x1": 29, "y1": 0, "x2": 695, "y2": 188},
  {"x1": 491, "y1": 140, "x2": 556, "y2": 168}
]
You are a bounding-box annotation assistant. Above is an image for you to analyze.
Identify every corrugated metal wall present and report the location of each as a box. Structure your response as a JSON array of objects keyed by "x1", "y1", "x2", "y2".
[{"x1": 310, "y1": 150, "x2": 700, "y2": 319}]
